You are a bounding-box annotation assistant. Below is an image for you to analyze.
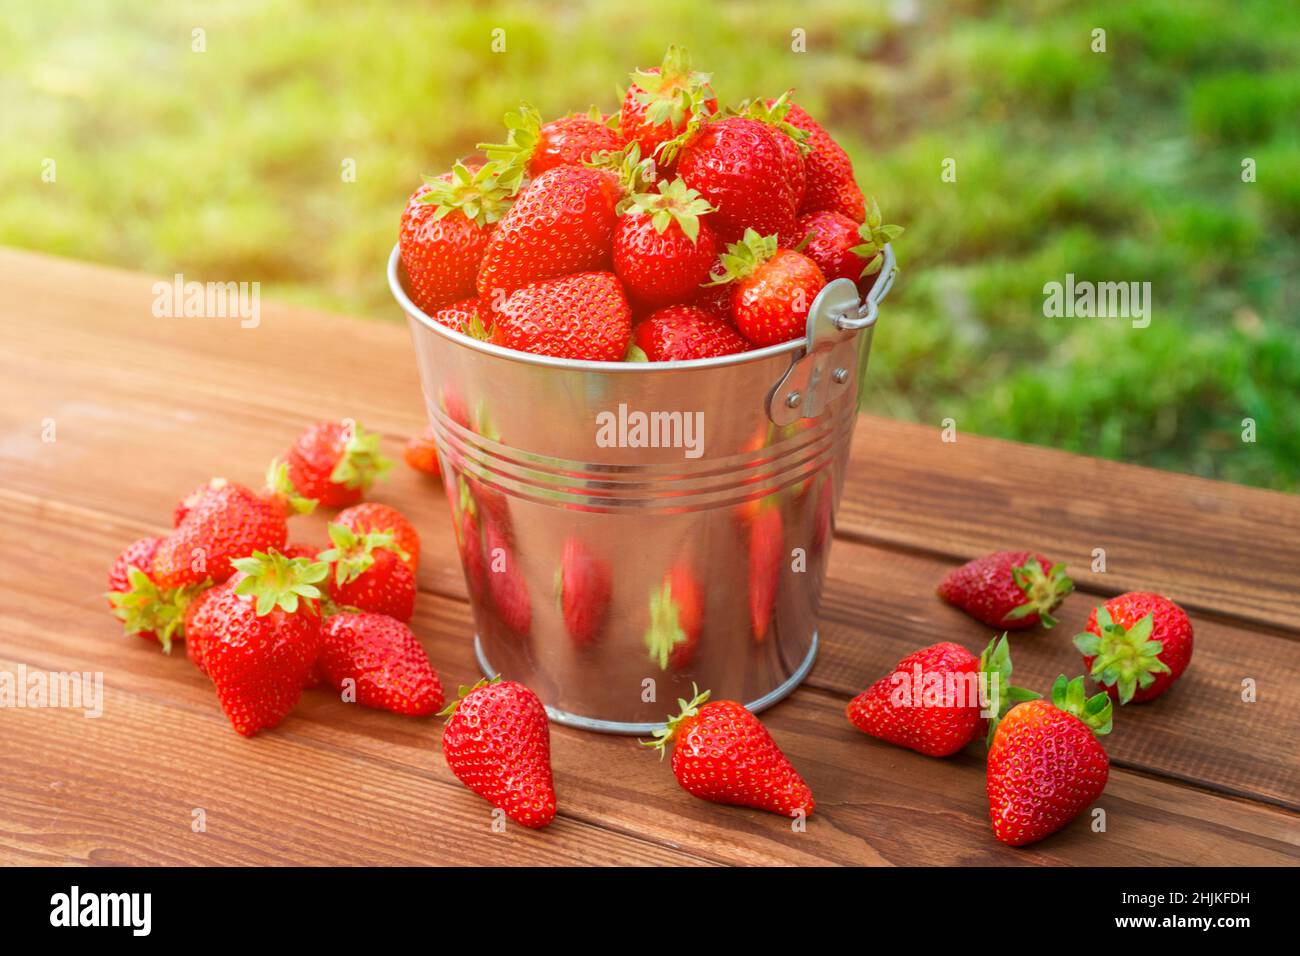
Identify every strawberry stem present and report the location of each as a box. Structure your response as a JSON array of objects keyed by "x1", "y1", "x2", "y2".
[
  {"x1": 979, "y1": 633, "x2": 1042, "y2": 747},
  {"x1": 437, "y1": 675, "x2": 501, "y2": 721},
  {"x1": 1073, "y1": 609, "x2": 1171, "y2": 704},
  {"x1": 1004, "y1": 556, "x2": 1074, "y2": 629},
  {"x1": 1050, "y1": 674, "x2": 1114, "y2": 736},
  {"x1": 640, "y1": 684, "x2": 710, "y2": 760},
  {"x1": 230, "y1": 549, "x2": 329, "y2": 617}
]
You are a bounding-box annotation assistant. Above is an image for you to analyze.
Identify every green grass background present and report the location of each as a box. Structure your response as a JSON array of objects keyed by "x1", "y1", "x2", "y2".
[{"x1": 3, "y1": 0, "x2": 1296, "y2": 490}]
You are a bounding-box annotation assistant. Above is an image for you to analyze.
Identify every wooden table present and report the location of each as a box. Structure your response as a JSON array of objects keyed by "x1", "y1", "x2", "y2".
[{"x1": 2, "y1": 248, "x2": 1297, "y2": 866}]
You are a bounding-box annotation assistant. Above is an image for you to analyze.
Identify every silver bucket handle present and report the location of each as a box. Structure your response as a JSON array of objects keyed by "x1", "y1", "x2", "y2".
[{"x1": 766, "y1": 242, "x2": 897, "y2": 425}]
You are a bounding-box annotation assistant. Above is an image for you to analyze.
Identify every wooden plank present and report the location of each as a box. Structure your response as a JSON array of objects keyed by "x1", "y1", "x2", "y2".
[
  {"x1": 2, "y1": 494, "x2": 1296, "y2": 866},
  {"x1": 839, "y1": 416, "x2": 1300, "y2": 632}
]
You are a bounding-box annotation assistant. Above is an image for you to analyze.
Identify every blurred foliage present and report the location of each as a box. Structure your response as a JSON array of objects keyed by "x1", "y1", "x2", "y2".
[{"x1": 1, "y1": 0, "x2": 1296, "y2": 490}]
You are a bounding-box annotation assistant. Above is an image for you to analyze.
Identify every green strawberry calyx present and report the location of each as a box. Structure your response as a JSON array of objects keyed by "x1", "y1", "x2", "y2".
[
  {"x1": 1073, "y1": 608, "x2": 1170, "y2": 704},
  {"x1": 231, "y1": 549, "x2": 329, "y2": 617},
  {"x1": 641, "y1": 684, "x2": 710, "y2": 760},
  {"x1": 644, "y1": 578, "x2": 690, "y2": 670},
  {"x1": 704, "y1": 228, "x2": 779, "y2": 287},
  {"x1": 585, "y1": 141, "x2": 657, "y2": 196},
  {"x1": 1050, "y1": 674, "x2": 1114, "y2": 736},
  {"x1": 732, "y1": 90, "x2": 812, "y2": 155},
  {"x1": 437, "y1": 675, "x2": 501, "y2": 721},
  {"x1": 318, "y1": 522, "x2": 408, "y2": 587},
  {"x1": 619, "y1": 177, "x2": 716, "y2": 242},
  {"x1": 478, "y1": 103, "x2": 546, "y2": 172},
  {"x1": 631, "y1": 46, "x2": 713, "y2": 136},
  {"x1": 329, "y1": 421, "x2": 394, "y2": 493},
  {"x1": 264, "y1": 458, "x2": 317, "y2": 515},
  {"x1": 979, "y1": 633, "x2": 1043, "y2": 747},
  {"x1": 1004, "y1": 556, "x2": 1074, "y2": 629},
  {"x1": 418, "y1": 160, "x2": 522, "y2": 226},
  {"x1": 107, "y1": 568, "x2": 206, "y2": 654},
  {"x1": 849, "y1": 197, "x2": 906, "y2": 278}
]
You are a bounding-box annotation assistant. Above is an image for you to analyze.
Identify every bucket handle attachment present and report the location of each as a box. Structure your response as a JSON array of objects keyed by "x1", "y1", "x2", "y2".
[{"x1": 766, "y1": 243, "x2": 897, "y2": 425}]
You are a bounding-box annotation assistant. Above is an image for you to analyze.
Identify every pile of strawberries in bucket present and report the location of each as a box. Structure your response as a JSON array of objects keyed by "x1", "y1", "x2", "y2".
[{"x1": 398, "y1": 46, "x2": 902, "y2": 362}]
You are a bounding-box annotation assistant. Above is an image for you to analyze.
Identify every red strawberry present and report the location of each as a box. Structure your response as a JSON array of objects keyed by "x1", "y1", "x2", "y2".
[
  {"x1": 987, "y1": 675, "x2": 1112, "y2": 846},
  {"x1": 172, "y1": 482, "x2": 222, "y2": 526},
  {"x1": 847, "y1": 635, "x2": 1038, "y2": 757},
  {"x1": 106, "y1": 536, "x2": 200, "y2": 652},
  {"x1": 336, "y1": 502, "x2": 420, "y2": 575},
  {"x1": 402, "y1": 425, "x2": 441, "y2": 478},
  {"x1": 271, "y1": 420, "x2": 393, "y2": 510},
  {"x1": 319, "y1": 522, "x2": 416, "y2": 623},
  {"x1": 475, "y1": 165, "x2": 621, "y2": 302},
  {"x1": 937, "y1": 551, "x2": 1074, "y2": 630},
  {"x1": 645, "y1": 563, "x2": 703, "y2": 670},
  {"x1": 428, "y1": 297, "x2": 491, "y2": 339},
  {"x1": 481, "y1": 104, "x2": 623, "y2": 178},
  {"x1": 200, "y1": 550, "x2": 329, "y2": 737},
  {"x1": 319, "y1": 612, "x2": 443, "y2": 716},
  {"x1": 634, "y1": 305, "x2": 749, "y2": 361},
  {"x1": 613, "y1": 178, "x2": 719, "y2": 309},
  {"x1": 668, "y1": 116, "x2": 798, "y2": 244},
  {"x1": 1074, "y1": 592, "x2": 1193, "y2": 704},
  {"x1": 152, "y1": 479, "x2": 288, "y2": 589},
  {"x1": 483, "y1": 519, "x2": 531, "y2": 634},
  {"x1": 708, "y1": 230, "x2": 826, "y2": 347},
  {"x1": 621, "y1": 46, "x2": 716, "y2": 166},
  {"x1": 645, "y1": 688, "x2": 814, "y2": 818},
  {"x1": 795, "y1": 200, "x2": 903, "y2": 295},
  {"x1": 492, "y1": 271, "x2": 632, "y2": 362},
  {"x1": 440, "y1": 678, "x2": 556, "y2": 828},
  {"x1": 748, "y1": 505, "x2": 783, "y2": 641},
  {"x1": 779, "y1": 100, "x2": 866, "y2": 222},
  {"x1": 399, "y1": 161, "x2": 516, "y2": 314},
  {"x1": 556, "y1": 537, "x2": 611, "y2": 646},
  {"x1": 737, "y1": 92, "x2": 810, "y2": 210},
  {"x1": 182, "y1": 582, "x2": 222, "y2": 674},
  {"x1": 691, "y1": 280, "x2": 734, "y2": 323}
]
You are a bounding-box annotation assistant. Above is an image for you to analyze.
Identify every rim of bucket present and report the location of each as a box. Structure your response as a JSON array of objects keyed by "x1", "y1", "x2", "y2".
[{"x1": 387, "y1": 242, "x2": 895, "y2": 372}]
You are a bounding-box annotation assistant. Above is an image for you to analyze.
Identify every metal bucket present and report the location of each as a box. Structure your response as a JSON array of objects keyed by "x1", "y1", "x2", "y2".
[{"x1": 388, "y1": 243, "x2": 897, "y2": 733}]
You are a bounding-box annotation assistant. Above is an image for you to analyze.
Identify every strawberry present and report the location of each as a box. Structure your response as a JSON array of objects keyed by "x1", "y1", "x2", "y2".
[
  {"x1": 795, "y1": 200, "x2": 903, "y2": 295},
  {"x1": 182, "y1": 581, "x2": 222, "y2": 674},
  {"x1": 937, "y1": 551, "x2": 1074, "y2": 630},
  {"x1": 707, "y1": 230, "x2": 826, "y2": 347},
  {"x1": 440, "y1": 678, "x2": 556, "y2": 828},
  {"x1": 481, "y1": 104, "x2": 623, "y2": 178},
  {"x1": 847, "y1": 635, "x2": 1038, "y2": 757},
  {"x1": 319, "y1": 522, "x2": 416, "y2": 623},
  {"x1": 402, "y1": 425, "x2": 441, "y2": 478},
  {"x1": 778, "y1": 100, "x2": 866, "y2": 222},
  {"x1": 106, "y1": 536, "x2": 201, "y2": 652},
  {"x1": 666, "y1": 116, "x2": 799, "y2": 244},
  {"x1": 319, "y1": 612, "x2": 444, "y2": 716},
  {"x1": 633, "y1": 305, "x2": 749, "y2": 361},
  {"x1": 336, "y1": 502, "x2": 420, "y2": 575},
  {"x1": 1074, "y1": 592, "x2": 1193, "y2": 704},
  {"x1": 427, "y1": 297, "x2": 491, "y2": 339},
  {"x1": 736, "y1": 92, "x2": 810, "y2": 210},
  {"x1": 748, "y1": 505, "x2": 783, "y2": 641},
  {"x1": 621, "y1": 46, "x2": 716, "y2": 166},
  {"x1": 399, "y1": 161, "x2": 517, "y2": 314},
  {"x1": 556, "y1": 537, "x2": 612, "y2": 646},
  {"x1": 645, "y1": 563, "x2": 703, "y2": 670},
  {"x1": 691, "y1": 280, "x2": 734, "y2": 323},
  {"x1": 200, "y1": 550, "x2": 329, "y2": 737},
  {"x1": 152, "y1": 479, "x2": 288, "y2": 589},
  {"x1": 483, "y1": 518, "x2": 531, "y2": 634},
  {"x1": 492, "y1": 271, "x2": 632, "y2": 362},
  {"x1": 987, "y1": 675, "x2": 1112, "y2": 846},
  {"x1": 613, "y1": 177, "x2": 719, "y2": 309},
  {"x1": 271, "y1": 420, "x2": 393, "y2": 510},
  {"x1": 645, "y1": 688, "x2": 814, "y2": 818},
  {"x1": 475, "y1": 165, "x2": 621, "y2": 302}
]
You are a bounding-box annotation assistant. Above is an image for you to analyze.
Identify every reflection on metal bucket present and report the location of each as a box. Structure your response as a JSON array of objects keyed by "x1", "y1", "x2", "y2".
[{"x1": 388, "y1": 244, "x2": 897, "y2": 733}]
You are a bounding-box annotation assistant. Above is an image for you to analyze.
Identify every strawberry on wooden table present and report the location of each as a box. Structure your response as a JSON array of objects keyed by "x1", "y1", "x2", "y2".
[
  {"x1": 987, "y1": 674, "x2": 1112, "y2": 846},
  {"x1": 633, "y1": 305, "x2": 749, "y2": 361},
  {"x1": 1074, "y1": 591, "x2": 1193, "y2": 704},
  {"x1": 492, "y1": 271, "x2": 633, "y2": 362},
  {"x1": 613, "y1": 177, "x2": 720, "y2": 309},
  {"x1": 847, "y1": 635, "x2": 1038, "y2": 757},
  {"x1": 937, "y1": 550, "x2": 1074, "y2": 629},
  {"x1": 706, "y1": 229, "x2": 826, "y2": 347},
  {"x1": 335, "y1": 502, "x2": 421, "y2": 575},
  {"x1": 645, "y1": 687, "x2": 814, "y2": 818},
  {"x1": 271, "y1": 420, "x2": 393, "y2": 511},
  {"x1": 198, "y1": 549, "x2": 329, "y2": 737},
  {"x1": 620, "y1": 46, "x2": 716, "y2": 165},
  {"x1": 399, "y1": 160, "x2": 517, "y2": 315},
  {"x1": 318, "y1": 522, "x2": 416, "y2": 623},
  {"x1": 319, "y1": 612, "x2": 443, "y2": 716},
  {"x1": 645, "y1": 563, "x2": 703, "y2": 670},
  {"x1": 440, "y1": 678, "x2": 556, "y2": 829},
  {"x1": 152, "y1": 478, "x2": 288, "y2": 589},
  {"x1": 481, "y1": 104, "x2": 623, "y2": 178},
  {"x1": 106, "y1": 536, "x2": 201, "y2": 652}
]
